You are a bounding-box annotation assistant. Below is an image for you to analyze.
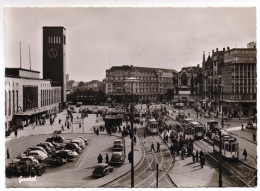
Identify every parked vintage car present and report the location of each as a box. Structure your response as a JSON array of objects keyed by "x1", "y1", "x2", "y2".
[
  {"x1": 71, "y1": 138, "x2": 85, "y2": 148},
  {"x1": 20, "y1": 156, "x2": 39, "y2": 166},
  {"x1": 26, "y1": 146, "x2": 48, "y2": 155},
  {"x1": 27, "y1": 150, "x2": 48, "y2": 162},
  {"x1": 6, "y1": 160, "x2": 46, "y2": 177},
  {"x1": 110, "y1": 152, "x2": 125, "y2": 165},
  {"x1": 46, "y1": 135, "x2": 65, "y2": 143},
  {"x1": 113, "y1": 139, "x2": 124, "y2": 151},
  {"x1": 65, "y1": 143, "x2": 82, "y2": 153},
  {"x1": 37, "y1": 142, "x2": 55, "y2": 153},
  {"x1": 55, "y1": 150, "x2": 78, "y2": 162},
  {"x1": 245, "y1": 122, "x2": 256, "y2": 129},
  {"x1": 92, "y1": 163, "x2": 113, "y2": 178},
  {"x1": 77, "y1": 136, "x2": 90, "y2": 145}
]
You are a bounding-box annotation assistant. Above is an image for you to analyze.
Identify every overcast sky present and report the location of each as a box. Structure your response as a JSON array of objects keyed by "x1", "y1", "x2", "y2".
[{"x1": 5, "y1": 7, "x2": 256, "y2": 82}]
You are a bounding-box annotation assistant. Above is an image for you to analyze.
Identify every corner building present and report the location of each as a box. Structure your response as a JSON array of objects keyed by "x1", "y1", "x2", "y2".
[
  {"x1": 202, "y1": 42, "x2": 256, "y2": 117},
  {"x1": 105, "y1": 65, "x2": 176, "y2": 103}
]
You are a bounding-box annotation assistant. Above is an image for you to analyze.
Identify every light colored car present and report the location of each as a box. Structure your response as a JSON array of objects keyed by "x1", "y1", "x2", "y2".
[
  {"x1": 113, "y1": 139, "x2": 124, "y2": 151},
  {"x1": 65, "y1": 139, "x2": 72, "y2": 143},
  {"x1": 72, "y1": 138, "x2": 86, "y2": 148},
  {"x1": 77, "y1": 136, "x2": 90, "y2": 145},
  {"x1": 28, "y1": 150, "x2": 48, "y2": 161},
  {"x1": 110, "y1": 152, "x2": 125, "y2": 165},
  {"x1": 27, "y1": 146, "x2": 48, "y2": 154},
  {"x1": 55, "y1": 149, "x2": 78, "y2": 161}
]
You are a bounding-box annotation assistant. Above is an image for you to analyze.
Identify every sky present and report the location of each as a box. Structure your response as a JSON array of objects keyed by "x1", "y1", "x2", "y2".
[{"x1": 5, "y1": 7, "x2": 256, "y2": 82}]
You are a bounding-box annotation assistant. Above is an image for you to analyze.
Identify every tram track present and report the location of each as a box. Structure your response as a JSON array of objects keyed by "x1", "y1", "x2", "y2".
[
  {"x1": 102, "y1": 127, "x2": 175, "y2": 188},
  {"x1": 194, "y1": 139, "x2": 257, "y2": 187}
]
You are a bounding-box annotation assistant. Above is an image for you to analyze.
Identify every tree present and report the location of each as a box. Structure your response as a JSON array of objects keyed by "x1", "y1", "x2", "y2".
[
  {"x1": 78, "y1": 81, "x2": 85, "y2": 91},
  {"x1": 165, "y1": 89, "x2": 174, "y2": 101}
]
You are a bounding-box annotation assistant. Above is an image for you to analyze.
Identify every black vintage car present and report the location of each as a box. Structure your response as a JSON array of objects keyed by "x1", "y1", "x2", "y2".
[{"x1": 92, "y1": 163, "x2": 113, "y2": 178}]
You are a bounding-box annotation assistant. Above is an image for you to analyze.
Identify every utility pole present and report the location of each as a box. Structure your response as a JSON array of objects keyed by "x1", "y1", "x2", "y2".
[
  {"x1": 156, "y1": 163, "x2": 159, "y2": 188},
  {"x1": 219, "y1": 86, "x2": 223, "y2": 187},
  {"x1": 130, "y1": 81, "x2": 134, "y2": 188}
]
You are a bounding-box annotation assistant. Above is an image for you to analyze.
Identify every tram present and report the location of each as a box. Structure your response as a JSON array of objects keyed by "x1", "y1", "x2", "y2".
[
  {"x1": 189, "y1": 121, "x2": 205, "y2": 140},
  {"x1": 176, "y1": 112, "x2": 186, "y2": 123},
  {"x1": 183, "y1": 125, "x2": 195, "y2": 140},
  {"x1": 147, "y1": 117, "x2": 159, "y2": 134},
  {"x1": 207, "y1": 120, "x2": 220, "y2": 139},
  {"x1": 213, "y1": 133, "x2": 239, "y2": 161}
]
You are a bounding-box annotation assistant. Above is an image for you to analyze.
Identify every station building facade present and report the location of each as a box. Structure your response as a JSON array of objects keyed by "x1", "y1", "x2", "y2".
[
  {"x1": 5, "y1": 68, "x2": 62, "y2": 130},
  {"x1": 105, "y1": 65, "x2": 176, "y2": 103},
  {"x1": 5, "y1": 26, "x2": 66, "y2": 131}
]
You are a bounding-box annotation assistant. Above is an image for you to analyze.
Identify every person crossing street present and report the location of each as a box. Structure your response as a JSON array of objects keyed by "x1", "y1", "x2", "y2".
[{"x1": 151, "y1": 142, "x2": 155, "y2": 152}]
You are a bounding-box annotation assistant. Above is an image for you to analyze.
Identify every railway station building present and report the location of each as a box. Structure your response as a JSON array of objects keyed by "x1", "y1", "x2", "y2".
[{"x1": 5, "y1": 26, "x2": 66, "y2": 133}]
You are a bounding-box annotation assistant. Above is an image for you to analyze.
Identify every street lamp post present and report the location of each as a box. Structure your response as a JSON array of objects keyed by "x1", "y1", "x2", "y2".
[
  {"x1": 219, "y1": 86, "x2": 223, "y2": 187},
  {"x1": 125, "y1": 77, "x2": 139, "y2": 188}
]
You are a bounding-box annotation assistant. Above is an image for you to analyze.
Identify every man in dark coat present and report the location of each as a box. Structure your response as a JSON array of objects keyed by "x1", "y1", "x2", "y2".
[
  {"x1": 196, "y1": 150, "x2": 199, "y2": 162},
  {"x1": 98, "y1": 154, "x2": 103, "y2": 163},
  {"x1": 105, "y1": 153, "x2": 109, "y2": 164}
]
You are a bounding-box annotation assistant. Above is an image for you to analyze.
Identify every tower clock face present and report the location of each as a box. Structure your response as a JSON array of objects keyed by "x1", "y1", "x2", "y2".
[{"x1": 48, "y1": 48, "x2": 58, "y2": 58}]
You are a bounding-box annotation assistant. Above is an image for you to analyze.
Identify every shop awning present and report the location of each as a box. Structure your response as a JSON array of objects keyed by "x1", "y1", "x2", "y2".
[{"x1": 14, "y1": 108, "x2": 48, "y2": 117}]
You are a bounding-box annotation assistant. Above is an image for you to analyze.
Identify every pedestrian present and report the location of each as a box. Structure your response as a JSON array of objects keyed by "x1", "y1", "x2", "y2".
[
  {"x1": 14, "y1": 130, "x2": 18, "y2": 137},
  {"x1": 151, "y1": 142, "x2": 155, "y2": 152},
  {"x1": 134, "y1": 136, "x2": 137, "y2": 144},
  {"x1": 242, "y1": 124, "x2": 244, "y2": 131},
  {"x1": 98, "y1": 153, "x2": 103, "y2": 163},
  {"x1": 157, "y1": 142, "x2": 160, "y2": 152},
  {"x1": 243, "y1": 149, "x2": 247, "y2": 159},
  {"x1": 6, "y1": 148, "x2": 10, "y2": 159},
  {"x1": 134, "y1": 127, "x2": 137, "y2": 135},
  {"x1": 59, "y1": 119, "x2": 61, "y2": 124},
  {"x1": 196, "y1": 150, "x2": 199, "y2": 162},
  {"x1": 105, "y1": 153, "x2": 109, "y2": 164},
  {"x1": 253, "y1": 134, "x2": 256, "y2": 142},
  {"x1": 96, "y1": 128, "x2": 99, "y2": 136},
  {"x1": 192, "y1": 151, "x2": 195, "y2": 163},
  {"x1": 200, "y1": 156, "x2": 205, "y2": 168},
  {"x1": 181, "y1": 148, "x2": 185, "y2": 160},
  {"x1": 79, "y1": 123, "x2": 82, "y2": 128},
  {"x1": 199, "y1": 150, "x2": 204, "y2": 161},
  {"x1": 61, "y1": 125, "x2": 64, "y2": 131}
]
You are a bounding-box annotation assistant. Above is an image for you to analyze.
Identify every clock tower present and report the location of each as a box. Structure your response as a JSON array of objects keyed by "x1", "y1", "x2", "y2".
[{"x1": 43, "y1": 26, "x2": 66, "y2": 103}]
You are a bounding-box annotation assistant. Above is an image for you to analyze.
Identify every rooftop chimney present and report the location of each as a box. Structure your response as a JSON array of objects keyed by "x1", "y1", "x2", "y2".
[
  {"x1": 216, "y1": 48, "x2": 218, "y2": 52},
  {"x1": 212, "y1": 49, "x2": 214, "y2": 54},
  {"x1": 227, "y1": 47, "x2": 230, "y2": 50},
  {"x1": 223, "y1": 48, "x2": 225, "y2": 51}
]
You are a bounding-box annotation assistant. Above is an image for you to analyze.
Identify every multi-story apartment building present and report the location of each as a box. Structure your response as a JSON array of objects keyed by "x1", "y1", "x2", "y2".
[
  {"x1": 173, "y1": 65, "x2": 203, "y2": 107},
  {"x1": 222, "y1": 43, "x2": 256, "y2": 117},
  {"x1": 202, "y1": 42, "x2": 256, "y2": 117},
  {"x1": 105, "y1": 65, "x2": 176, "y2": 103}
]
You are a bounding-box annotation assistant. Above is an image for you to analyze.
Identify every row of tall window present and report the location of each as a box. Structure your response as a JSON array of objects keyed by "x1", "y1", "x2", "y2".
[
  {"x1": 48, "y1": 35, "x2": 66, "y2": 45},
  {"x1": 41, "y1": 89, "x2": 61, "y2": 107},
  {"x1": 48, "y1": 36, "x2": 61, "y2": 44},
  {"x1": 5, "y1": 90, "x2": 19, "y2": 116}
]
